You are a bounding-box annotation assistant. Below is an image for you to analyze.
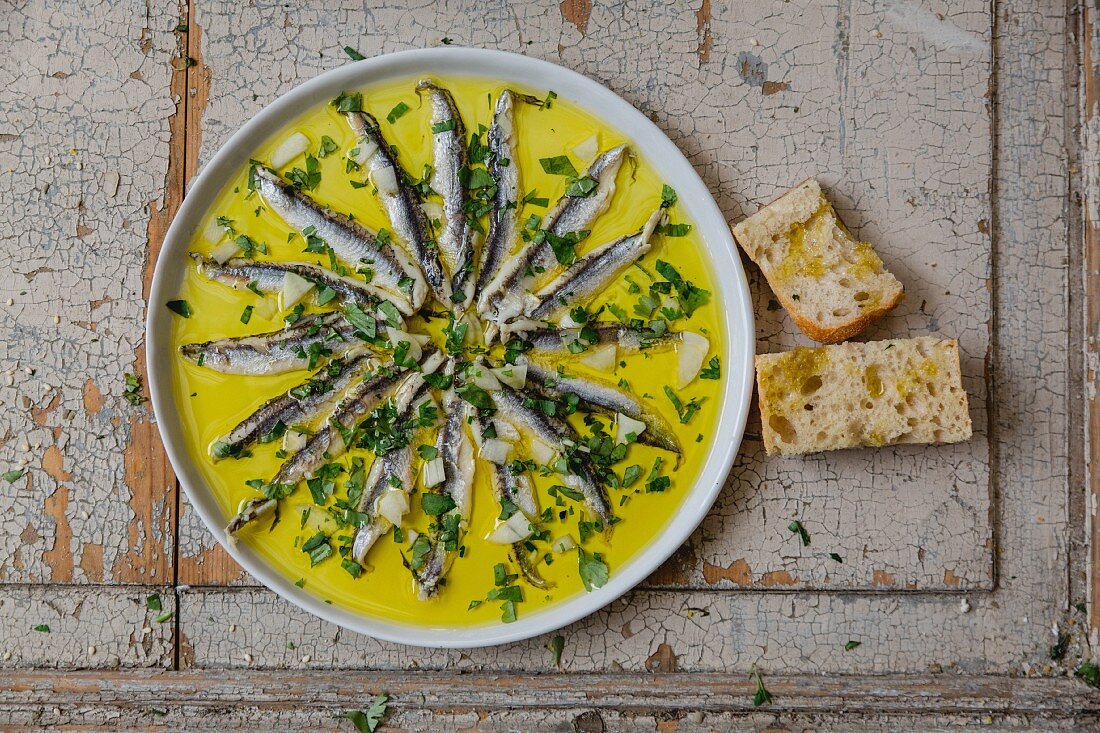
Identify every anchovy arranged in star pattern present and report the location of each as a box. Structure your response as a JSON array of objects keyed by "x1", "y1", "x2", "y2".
[
  {"x1": 474, "y1": 90, "x2": 521, "y2": 299},
  {"x1": 348, "y1": 376, "x2": 434, "y2": 564},
  {"x1": 522, "y1": 359, "x2": 681, "y2": 454},
  {"x1": 254, "y1": 166, "x2": 425, "y2": 311},
  {"x1": 491, "y1": 382, "x2": 611, "y2": 527},
  {"x1": 471, "y1": 410, "x2": 548, "y2": 588},
  {"x1": 344, "y1": 110, "x2": 449, "y2": 304},
  {"x1": 525, "y1": 324, "x2": 683, "y2": 355},
  {"x1": 415, "y1": 388, "x2": 475, "y2": 599},
  {"x1": 480, "y1": 144, "x2": 630, "y2": 326},
  {"x1": 210, "y1": 352, "x2": 375, "y2": 460},
  {"x1": 526, "y1": 208, "x2": 664, "y2": 321},
  {"x1": 192, "y1": 254, "x2": 389, "y2": 311},
  {"x1": 179, "y1": 312, "x2": 362, "y2": 376},
  {"x1": 418, "y1": 80, "x2": 476, "y2": 308}
]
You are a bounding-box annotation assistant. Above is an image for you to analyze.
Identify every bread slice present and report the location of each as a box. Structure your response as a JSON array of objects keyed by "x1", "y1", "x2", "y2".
[
  {"x1": 732, "y1": 178, "x2": 903, "y2": 343},
  {"x1": 756, "y1": 337, "x2": 972, "y2": 455}
]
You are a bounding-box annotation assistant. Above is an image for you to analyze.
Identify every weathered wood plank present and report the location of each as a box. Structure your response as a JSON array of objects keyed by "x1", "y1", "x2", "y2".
[
  {"x1": 0, "y1": 586, "x2": 174, "y2": 669},
  {"x1": 0, "y1": 670, "x2": 1096, "y2": 729},
  {"x1": 0, "y1": 1, "x2": 182, "y2": 584},
  {"x1": 180, "y1": 0, "x2": 994, "y2": 592},
  {"x1": 175, "y1": 585, "x2": 1087, "y2": 676},
  {"x1": 1080, "y1": 0, "x2": 1100, "y2": 644}
]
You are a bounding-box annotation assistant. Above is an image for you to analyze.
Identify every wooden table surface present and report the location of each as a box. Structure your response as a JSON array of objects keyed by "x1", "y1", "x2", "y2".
[{"x1": 1, "y1": 0, "x2": 1098, "y2": 729}]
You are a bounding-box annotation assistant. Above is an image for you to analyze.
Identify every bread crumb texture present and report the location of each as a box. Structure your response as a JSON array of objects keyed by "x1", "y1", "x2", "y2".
[
  {"x1": 732, "y1": 178, "x2": 904, "y2": 343},
  {"x1": 755, "y1": 336, "x2": 972, "y2": 455}
]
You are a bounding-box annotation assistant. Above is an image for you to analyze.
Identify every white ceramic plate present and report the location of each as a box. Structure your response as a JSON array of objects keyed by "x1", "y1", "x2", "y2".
[{"x1": 147, "y1": 47, "x2": 754, "y2": 648}]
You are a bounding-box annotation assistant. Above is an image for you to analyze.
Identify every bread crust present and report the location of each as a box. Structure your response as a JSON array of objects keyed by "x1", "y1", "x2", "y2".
[{"x1": 732, "y1": 177, "x2": 903, "y2": 343}]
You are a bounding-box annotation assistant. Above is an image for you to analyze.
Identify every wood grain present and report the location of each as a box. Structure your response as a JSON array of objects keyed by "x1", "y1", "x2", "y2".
[{"x1": 0, "y1": 0, "x2": 1092, "y2": 724}]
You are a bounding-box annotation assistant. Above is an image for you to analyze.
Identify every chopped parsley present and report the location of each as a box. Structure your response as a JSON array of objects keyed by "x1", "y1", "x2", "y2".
[
  {"x1": 343, "y1": 46, "x2": 366, "y2": 61},
  {"x1": 343, "y1": 694, "x2": 389, "y2": 732},
  {"x1": 331, "y1": 91, "x2": 364, "y2": 113},
  {"x1": 788, "y1": 520, "x2": 810, "y2": 546},
  {"x1": 844, "y1": 640, "x2": 862, "y2": 651},
  {"x1": 387, "y1": 102, "x2": 410, "y2": 124},
  {"x1": 2, "y1": 469, "x2": 25, "y2": 483},
  {"x1": 166, "y1": 299, "x2": 192, "y2": 318},
  {"x1": 577, "y1": 547, "x2": 609, "y2": 591},
  {"x1": 700, "y1": 356, "x2": 721, "y2": 380},
  {"x1": 660, "y1": 184, "x2": 678, "y2": 208},
  {"x1": 750, "y1": 664, "x2": 772, "y2": 706},
  {"x1": 539, "y1": 155, "x2": 577, "y2": 177},
  {"x1": 286, "y1": 154, "x2": 321, "y2": 190},
  {"x1": 123, "y1": 373, "x2": 144, "y2": 406}
]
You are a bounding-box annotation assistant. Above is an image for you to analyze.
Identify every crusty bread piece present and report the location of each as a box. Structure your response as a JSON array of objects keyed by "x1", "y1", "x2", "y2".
[
  {"x1": 756, "y1": 337, "x2": 972, "y2": 455},
  {"x1": 732, "y1": 178, "x2": 904, "y2": 343}
]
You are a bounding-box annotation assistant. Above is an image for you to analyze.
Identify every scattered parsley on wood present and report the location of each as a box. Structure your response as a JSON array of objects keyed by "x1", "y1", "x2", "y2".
[
  {"x1": 2, "y1": 469, "x2": 25, "y2": 483},
  {"x1": 123, "y1": 373, "x2": 145, "y2": 406},
  {"x1": 829, "y1": 552, "x2": 843, "y2": 562},
  {"x1": 749, "y1": 663, "x2": 772, "y2": 706},
  {"x1": 146, "y1": 593, "x2": 162, "y2": 611},
  {"x1": 844, "y1": 640, "x2": 861, "y2": 651},
  {"x1": 155, "y1": 611, "x2": 174, "y2": 623},
  {"x1": 343, "y1": 46, "x2": 366, "y2": 61},
  {"x1": 549, "y1": 634, "x2": 565, "y2": 667},
  {"x1": 166, "y1": 299, "x2": 192, "y2": 318},
  {"x1": 788, "y1": 520, "x2": 810, "y2": 546},
  {"x1": 1075, "y1": 661, "x2": 1100, "y2": 689},
  {"x1": 33, "y1": 624, "x2": 50, "y2": 633},
  {"x1": 343, "y1": 693, "x2": 389, "y2": 732}
]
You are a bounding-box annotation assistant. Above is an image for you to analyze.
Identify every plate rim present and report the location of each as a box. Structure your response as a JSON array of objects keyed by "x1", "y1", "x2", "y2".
[{"x1": 146, "y1": 46, "x2": 755, "y2": 649}]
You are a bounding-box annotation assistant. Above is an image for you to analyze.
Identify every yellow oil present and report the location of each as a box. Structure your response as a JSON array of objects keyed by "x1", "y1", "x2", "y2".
[{"x1": 170, "y1": 75, "x2": 724, "y2": 628}]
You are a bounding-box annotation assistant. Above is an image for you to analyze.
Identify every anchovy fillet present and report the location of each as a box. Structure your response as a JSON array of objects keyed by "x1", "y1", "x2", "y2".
[
  {"x1": 179, "y1": 312, "x2": 361, "y2": 375},
  {"x1": 480, "y1": 145, "x2": 630, "y2": 326},
  {"x1": 523, "y1": 360, "x2": 681, "y2": 454},
  {"x1": 211, "y1": 352, "x2": 375, "y2": 460},
  {"x1": 415, "y1": 389, "x2": 475, "y2": 599},
  {"x1": 344, "y1": 111, "x2": 449, "y2": 304},
  {"x1": 192, "y1": 254, "x2": 388, "y2": 311},
  {"x1": 418, "y1": 80, "x2": 475, "y2": 307},
  {"x1": 254, "y1": 166, "x2": 425, "y2": 311},
  {"x1": 348, "y1": 444, "x2": 416, "y2": 564},
  {"x1": 474, "y1": 90, "x2": 521, "y2": 298},
  {"x1": 526, "y1": 208, "x2": 664, "y2": 321},
  {"x1": 349, "y1": 360, "x2": 441, "y2": 561},
  {"x1": 490, "y1": 382, "x2": 611, "y2": 526},
  {"x1": 525, "y1": 324, "x2": 683, "y2": 355}
]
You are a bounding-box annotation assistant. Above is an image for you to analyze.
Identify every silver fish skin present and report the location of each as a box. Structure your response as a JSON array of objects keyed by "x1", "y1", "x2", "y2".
[
  {"x1": 225, "y1": 498, "x2": 276, "y2": 536},
  {"x1": 480, "y1": 144, "x2": 630, "y2": 326},
  {"x1": 522, "y1": 360, "x2": 681, "y2": 454},
  {"x1": 525, "y1": 324, "x2": 683, "y2": 355},
  {"x1": 254, "y1": 166, "x2": 425, "y2": 311},
  {"x1": 471, "y1": 411, "x2": 539, "y2": 520},
  {"x1": 210, "y1": 352, "x2": 375, "y2": 460},
  {"x1": 526, "y1": 208, "x2": 664, "y2": 321},
  {"x1": 490, "y1": 381, "x2": 611, "y2": 526},
  {"x1": 345, "y1": 111, "x2": 450, "y2": 304},
  {"x1": 179, "y1": 312, "x2": 361, "y2": 376},
  {"x1": 348, "y1": 446, "x2": 414, "y2": 564},
  {"x1": 349, "y1": 362, "x2": 439, "y2": 562},
  {"x1": 474, "y1": 90, "x2": 520, "y2": 299},
  {"x1": 415, "y1": 388, "x2": 475, "y2": 599},
  {"x1": 192, "y1": 254, "x2": 396, "y2": 312},
  {"x1": 418, "y1": 80, "x2": 476, "y2": 307}
]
